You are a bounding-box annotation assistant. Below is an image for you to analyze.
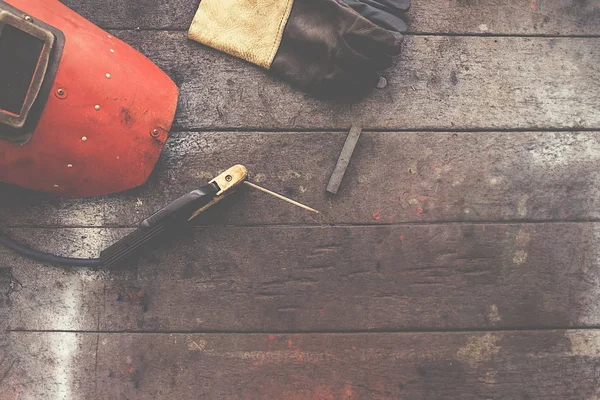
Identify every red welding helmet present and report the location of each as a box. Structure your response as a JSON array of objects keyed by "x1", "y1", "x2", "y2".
[{"x1": 0, "y1": 0, "x2": 178, "y2": 197}]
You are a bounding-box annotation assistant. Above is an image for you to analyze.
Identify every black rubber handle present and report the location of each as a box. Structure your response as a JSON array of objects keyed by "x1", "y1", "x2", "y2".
[{"x1": 99, "y1": 183, "x2": 219, "y2": 268}]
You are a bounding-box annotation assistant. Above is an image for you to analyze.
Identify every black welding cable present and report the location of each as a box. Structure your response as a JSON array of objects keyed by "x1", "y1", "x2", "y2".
[
  {"x1": 0, "y1": 184, "x2": 221, "y2": 268},
  {"x1": 0, "y1": 231, "x2": 101, "y2": 267}
]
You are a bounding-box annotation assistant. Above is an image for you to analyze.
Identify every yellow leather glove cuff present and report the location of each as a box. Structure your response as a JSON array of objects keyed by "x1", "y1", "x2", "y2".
[{"x1": 188, "y1": 0, "x2": 294, "y2": 69}]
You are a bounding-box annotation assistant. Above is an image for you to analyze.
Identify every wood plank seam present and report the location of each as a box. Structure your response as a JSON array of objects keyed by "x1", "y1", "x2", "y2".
[
  {"x1": 107, "y1": 28, "x2": 600, "y2": 39},
  {"x1": 9, "y1": 327, "x2": 600, "y2": 334},
  {"x1": 6, "y1": 220, "x2": 600, "y2": 229}
]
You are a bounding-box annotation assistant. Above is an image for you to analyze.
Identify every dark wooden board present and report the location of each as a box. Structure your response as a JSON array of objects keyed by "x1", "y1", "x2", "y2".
[
  {"x1": 5, "y1": 222, "x2": 600, "y2": 331},
  {"x1": 102, "y1": 33, "x2": 599, "y2": 131},
  {"x1": 3, "y1": 228, "x2": 119, "y2": 332},
  {"x1": 2, "y1": 131, "x2": 600, "y2": 227},
  {"x1": 0, "y1": 268, "x2": 11, "y2": 391},
  {"x1": 3, "y1": 1, "x2": 598, "y2": 397},
  {"x1": 3, "y1": 330, "x2": 600, "y2": 399},
  {"x1": 60, "y1": 0, "x2": 600, "y2": 35},
  {"x1": 0, "y1": 333, "x2": 97, "y2": 400},
  {"x1": 409, "y1": 0, "x2": 600, "y2": 36},
  {"x1": 0, "y1": 267, "x2": 11, "y2": 321},
  {"x1": 0, "y1": 271, "x2": 15, "y2": 400}
]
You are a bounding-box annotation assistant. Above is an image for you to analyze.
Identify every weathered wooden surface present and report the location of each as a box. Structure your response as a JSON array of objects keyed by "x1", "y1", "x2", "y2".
[
  {"x1": 2, "y1": 228, "x2": 118, "y2": 332},
  {"x1": 3, "y1": 330, "x2": 600, "y2": 399},
  {"x1": 5, "y1": 222, "x2": 600, "y2": 331},
  {"x1": 0, "y1": 270, "x2": 14, "y2": 400},
  {"x1": 61, "y1": 0, "x2": 600, "y2": 35},
  {"x1": 2, "y1": 131, "x2": 600, "y2": 227},
  {"x1": 0, "y1": 268, "x2": 10, "y2": 324},
  {"x1": 102, "y1": 33, "x2": 599, "y2": 131},
  {"x1": 0, "y1": 333, "x2": 97, "y2": 400},
  {"x1": 0, "y1": 268, "x2": 11, "y2": 391},
  {"x1": 2, "y1": 1, "x2": 600, "y2": 398}
]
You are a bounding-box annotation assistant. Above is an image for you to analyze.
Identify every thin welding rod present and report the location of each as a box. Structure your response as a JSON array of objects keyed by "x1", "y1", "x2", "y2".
[{"x1": 243, "y1": 181, "x2": 319, "y2": 214}]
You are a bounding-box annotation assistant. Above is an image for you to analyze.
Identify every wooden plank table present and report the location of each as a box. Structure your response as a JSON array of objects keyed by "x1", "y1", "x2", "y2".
[{"x1": 1, "y1": 0, "x2": 600, "y2": 398}]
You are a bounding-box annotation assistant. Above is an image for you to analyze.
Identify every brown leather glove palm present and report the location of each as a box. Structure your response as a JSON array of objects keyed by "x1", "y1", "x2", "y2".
[{"x1": 188, "y1": 0, "x2": 409, "y2": 98}]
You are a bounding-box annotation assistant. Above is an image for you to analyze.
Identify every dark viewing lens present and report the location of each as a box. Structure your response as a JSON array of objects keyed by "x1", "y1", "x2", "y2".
[{"x1": 0, "y1": 24, "x2": 44, "y2": 115}]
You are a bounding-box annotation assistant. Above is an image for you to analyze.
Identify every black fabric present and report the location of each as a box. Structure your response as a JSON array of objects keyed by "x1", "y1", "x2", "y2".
[
  {"x1": 341, "y1": 0, "x2": 410, "y2": 33},
  {"x1": 271, "y1": 0, "x2": 405, "y2": 99},
  {"x1": 360, "y1": 0, "x2": 411, "y2": 13}
]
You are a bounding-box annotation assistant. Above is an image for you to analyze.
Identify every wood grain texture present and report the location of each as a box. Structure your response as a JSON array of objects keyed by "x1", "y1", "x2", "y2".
[
  {"x1": 0, "y1": 333, "x2": 96, "y2": 400},
  {"x1": 5, "y1": 223, "x2": 600, "y2": 331},
  {"x1": 2, "y1": 2, "x2": 597, "y2": 397},
  {"x1": 104, "y1": 33, "x2": 599, "y2": 131},
  {"x1": 3, "y1": 330, "x2": 600, "y2": 399},
  {"x1": 409, "y1": 0, "x2": 600, "y2": 36},
  {"x1": 3, "y1": 228, "x2": 122, "y2": 332},
  {"x1": 0, "y1": 269, "x2": 11, "y2": 389},
  {"x1": 2, "y1": 130, "x2": 600, "y2": 227},
  {"x1": 59, "y1": 0, "x2": 600, "y2": 35},
  {"x1": 0, "y1": 268, "x2": 10, "y2": 320}
]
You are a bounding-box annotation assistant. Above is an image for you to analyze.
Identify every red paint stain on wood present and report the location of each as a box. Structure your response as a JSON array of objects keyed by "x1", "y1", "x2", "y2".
[
  {"x1": 129, "y1": 368, "x2": 135, "y2": 374},
  {"x1": 268, "y1": 334, "x2": 275, "y2": 341},
  {"x1": 415, "y1": 207, "x2": 423, "y2": 215},
  {"x1": 281, "y1": 385, "x2": 337, "y2": 399},
  {"x1": 372, "y1": 212, "x2": 381, "y2": 221},
  {"x1": 399, "y1": 235, "x2": 404, "y2": 241},
  {"x1": 288, "y1": 339, "x2": 293, "y2": 349},
  {"x1": 314, "y1": 386, "x2": 335, "y2": 400},
  {"x1": 297, "y1": 355, "x2": 304, "y2": 362},
  {"x1": 137, "y1": 291, "x2": 144, "y2": 297},
  {"x1": 530, "y1": 0, "x2": 538, "y2": 11},
  {"x1": 344, "y1": 383, "x2": 354, "y2": 398}
]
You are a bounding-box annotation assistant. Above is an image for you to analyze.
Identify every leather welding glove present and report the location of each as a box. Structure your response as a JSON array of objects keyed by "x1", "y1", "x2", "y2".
[
  {"x1": 341, "y1": 0, "x2": 410, "y2": 35},
  {"x1": 188, "y1": 0, "x2": 406, "y2": 98}
]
